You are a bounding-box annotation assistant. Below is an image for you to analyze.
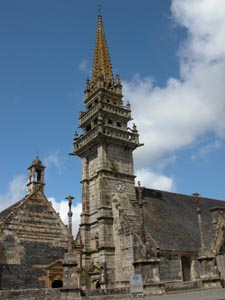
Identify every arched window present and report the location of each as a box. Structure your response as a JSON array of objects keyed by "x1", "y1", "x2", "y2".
[{"x1": 52, "y1": 280, "x2": 63, "y2": 288}]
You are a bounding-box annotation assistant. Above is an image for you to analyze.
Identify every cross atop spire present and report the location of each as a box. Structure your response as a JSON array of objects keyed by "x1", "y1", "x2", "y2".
[{"x1": 91, "y1": 12, "x2": 114, "y2": 86}]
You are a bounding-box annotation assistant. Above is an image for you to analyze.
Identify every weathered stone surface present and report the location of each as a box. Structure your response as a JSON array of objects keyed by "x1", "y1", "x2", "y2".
[
  {"x1": 0, "y1": 288, "x2": 61, "y2": 300},
  {"x1": 0, "y1": 163, "x2": 68, "y2": 289}
]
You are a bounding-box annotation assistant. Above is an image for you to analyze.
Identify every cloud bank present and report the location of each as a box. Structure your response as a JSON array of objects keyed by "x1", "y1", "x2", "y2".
[
  {"x1": 123, "y1": 0, "x2": 225, "y2": 190},
  {"x1": 0, "y1": 174, "x2": 27, "y2": 212}
]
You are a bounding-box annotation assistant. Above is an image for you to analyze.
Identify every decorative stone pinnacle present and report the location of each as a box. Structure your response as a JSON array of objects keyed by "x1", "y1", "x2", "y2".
[
  {"x1": 126, "y1": 101, "x2": 130, "y2": 109},
  {"x1": 192, "y1": 192, "x2": 200, "y2": 198},
  {"x1": 133, "y1": 123, "x2": 137, "y2": 133},
  {"x1": 116, "y1": 74, "x2": 121, "y2": 85},
  {"x1": 193, "y1": 193, "x2": 201, "y2": 212}
]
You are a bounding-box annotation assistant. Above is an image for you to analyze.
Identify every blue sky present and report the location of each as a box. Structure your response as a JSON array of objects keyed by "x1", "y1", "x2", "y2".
[{"x1": 1, "y1": 0, "x2": 225, "y2": 233}]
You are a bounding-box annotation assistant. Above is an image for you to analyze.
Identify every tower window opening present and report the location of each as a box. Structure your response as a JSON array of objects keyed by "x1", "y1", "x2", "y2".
[
  {"x1": 94, "y1": 118, "x2": 98, "y2": 125},
  {"x1": 86, "y1": 124, "x2": 92, "y2": 132},
  {"x1": 116, "y1": 122, "x2": 121, "y2": 127},
  {"x1": 108, "y1": 119, "x2": 113, "y2": 125},
  {"x1": 88, "y1": 104, "x2": 92, "y2": 109},
  {"x1": 35, "y1": 169, "x2": 41, "y2": 182}
]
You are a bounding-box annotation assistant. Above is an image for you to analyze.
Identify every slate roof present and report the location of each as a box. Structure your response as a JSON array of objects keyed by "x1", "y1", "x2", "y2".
[{"x1": 140, "y1": 188, "x2": 225, "y2": 252}]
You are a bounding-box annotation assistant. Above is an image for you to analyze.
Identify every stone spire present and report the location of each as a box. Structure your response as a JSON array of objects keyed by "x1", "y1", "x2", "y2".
[{"x1": 91, "y1": 12, "x2": 114, "y2": 86}]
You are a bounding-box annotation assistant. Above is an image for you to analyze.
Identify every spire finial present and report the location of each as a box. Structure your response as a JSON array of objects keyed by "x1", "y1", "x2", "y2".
[{"x1": 98, "y1": 1, "x2": 102, "y2": 15}]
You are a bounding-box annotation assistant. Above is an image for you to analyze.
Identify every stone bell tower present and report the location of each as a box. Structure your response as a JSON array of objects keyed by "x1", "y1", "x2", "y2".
[
  {"x1": 27, "y1": 155, "x2": 45, "y2": 194},
  {"x1": 71, "y1": 11, "x2": 141, "y2": 289}
]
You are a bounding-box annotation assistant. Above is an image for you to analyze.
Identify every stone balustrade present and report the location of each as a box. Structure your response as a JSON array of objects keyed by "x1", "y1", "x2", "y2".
[
  {"x1": 79, "y1": 102, "x2": 131, "y2": 126},
  {"x1": 74, "y1": 126, "x2": 138, "y2": 153}
]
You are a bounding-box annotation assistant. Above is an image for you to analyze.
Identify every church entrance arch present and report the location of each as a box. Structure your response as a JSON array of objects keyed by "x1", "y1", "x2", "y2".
[
  {"x1": 181, "y1": 256, "x2": 191, "y2": 281},
  {"x1": 52, "y1": 280, "x2": 63, "y2": 288}
]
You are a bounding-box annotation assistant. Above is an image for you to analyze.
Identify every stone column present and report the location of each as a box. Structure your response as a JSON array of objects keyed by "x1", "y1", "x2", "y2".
[
  {"x1": 133, "y1": 259, "x2": 165, "y2": 295},
  {"x1": 193, "y1": 193, "x2": 222, "y2": 289},
  {"x1": 61, "y1": 196, "x2": 81, "y2": 300},
  {"x1": 133, "y1": 183, "x2": 165, "y2": 295},
  {"x1": 61, "y1": 253, "x2": 81, "y2": 300}
]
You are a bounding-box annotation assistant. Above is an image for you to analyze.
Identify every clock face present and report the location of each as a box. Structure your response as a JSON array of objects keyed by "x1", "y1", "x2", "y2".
[{"x1": 115, "y1": 181, "x2": 126, "y2": 193}]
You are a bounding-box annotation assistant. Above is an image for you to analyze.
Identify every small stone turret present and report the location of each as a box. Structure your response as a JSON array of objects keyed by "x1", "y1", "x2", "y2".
[{"x1": 27, "y1": 155, "x2": 45, "y2": 194}]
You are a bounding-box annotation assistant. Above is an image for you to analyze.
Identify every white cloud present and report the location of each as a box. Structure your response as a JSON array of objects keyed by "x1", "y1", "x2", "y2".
[
  {"x1": 135, "y1": 169, "x2": 175, "y2": 192},
  {"x1": 191, "y1": 139, "x2": 223, "y2": 160},
  {"x1": 123, "y1": 0, "x2": 225, "y2": 190},
  {"x1": 78, "y1": 59, "x2": 90, "y2": 74},
  {"x1": 49, "y1": 197, "x2": 82, "y2": 237},
  {"x1": 43, "y1": 150, "x2": 63, "y2": 173},
  {"x1": 0, "y1": 174, "x2": 26, "y2": 212}
]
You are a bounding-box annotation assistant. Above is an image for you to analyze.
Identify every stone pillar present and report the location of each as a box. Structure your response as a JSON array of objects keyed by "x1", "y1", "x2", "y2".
[
  {"x1": 193, "y1": 193, "x2": 222, "y2": 288},
  {"x1": 133, "y1": 259, "x2": 165, "y2": 295},
  {"x1": 61, "y1": 252, "x2": 81, "y2": 299},
  {"x1": 66, "y1": 195, "x2": 74, "y2": 252},
  {"x1": 61, "y1": 196, "x2": 81, "y2": 300},
  {"x1": 198, "y1": 256, "x2": 222, "y2": 289}
]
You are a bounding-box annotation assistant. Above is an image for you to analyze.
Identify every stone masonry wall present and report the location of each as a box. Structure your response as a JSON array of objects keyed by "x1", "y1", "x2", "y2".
[
  {"x1": 0, "y1": 240, "x2": 66, "y2": 289},
  {"x1": 0, "y1": 289, "x2": 61, "y2": 300},
  {"x1": 159, "y1": 255, "x2": 182, "y2": 282}
]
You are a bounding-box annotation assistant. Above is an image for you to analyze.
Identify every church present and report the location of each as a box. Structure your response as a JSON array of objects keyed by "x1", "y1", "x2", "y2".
[
  {"x1": 1, "y1": 9, "x2": 225, "y2": 296},
  {"x1": 70, "y1": 11, "x2": 225, "y2": 293}
]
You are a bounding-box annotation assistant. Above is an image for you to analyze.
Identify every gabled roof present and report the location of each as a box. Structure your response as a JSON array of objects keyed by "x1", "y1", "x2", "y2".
[
  {"x1": 0, "y1": 196, "x2": 27, "y2": 223},
  {"x1": 140, "y1": 188, "x2": 225, "y2": 252},
  {"x1": 0, "y1": 186, "x2": 45, "y2": 224},
  {"x1": 0, "y1": 186, "x2": 68, "y2": 246},
  {"x1": 45, "y1": 258, "x2": 64, "y2": 270}
]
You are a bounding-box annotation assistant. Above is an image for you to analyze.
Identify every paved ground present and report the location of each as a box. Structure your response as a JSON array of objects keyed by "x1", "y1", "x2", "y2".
[
  {"x1": 89, "y1": 288, "x2": 225, "y2": 300},
  {"x1": 142, "y1": 289, "x2": 225, "y2": 300}
]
